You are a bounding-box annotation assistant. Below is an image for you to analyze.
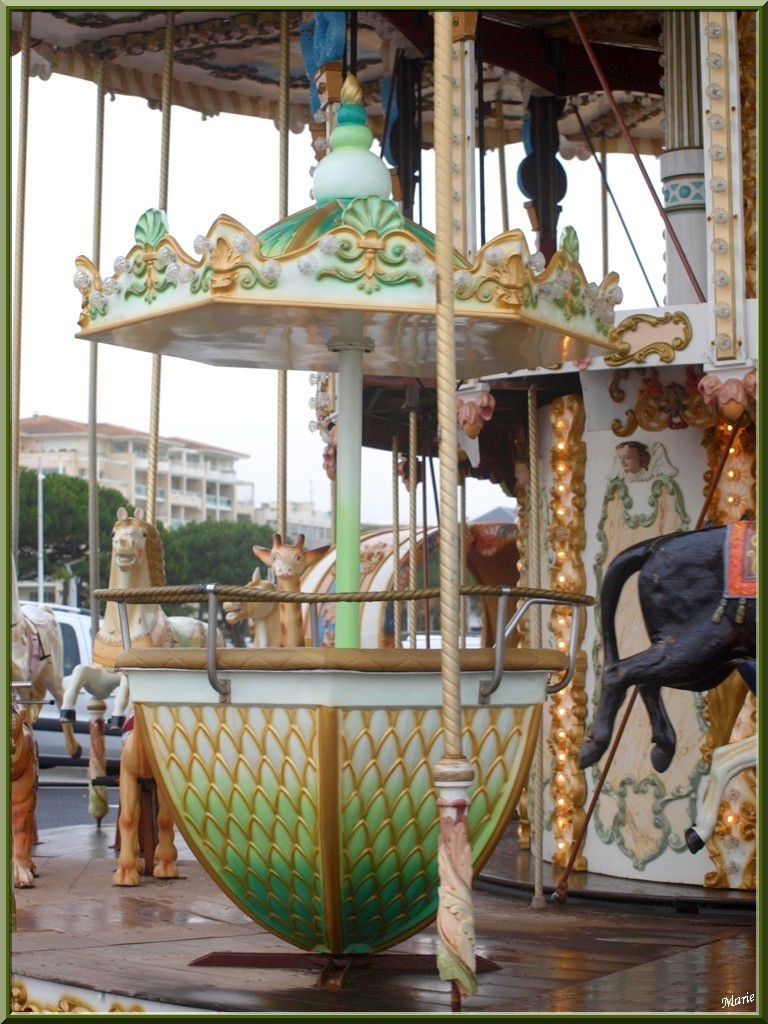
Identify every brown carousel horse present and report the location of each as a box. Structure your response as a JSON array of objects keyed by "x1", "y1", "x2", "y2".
[
  {"x1": 60, "y1": 508, "x2": 211, "y2": 885},
  {"x1": 11, "y1": 704, "x2": 38, "y2": 888}
]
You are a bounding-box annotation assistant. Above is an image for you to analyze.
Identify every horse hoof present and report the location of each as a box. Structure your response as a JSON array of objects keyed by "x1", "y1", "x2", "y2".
[
  {"x1": 153, "y1": 863, "x2": 179, "y2": 880},
  {"x1": 108, "y1": 716, "x2": 125, "y2": 732},
  {"x1": 685, "y1": 827, "x2": 705, "y2": 853},
  {"x1": 650, "y1": 745, "x2": 674, "y2": 774},
  {"x1": 70, "y1": 744, "x2": 83, "y2": 760},
  {"x1": 112, "y1": 868, "x2": 141, "y2": 886},
  {"x1": 578, "y1": 739, "x2": 602, "y2": 769}
]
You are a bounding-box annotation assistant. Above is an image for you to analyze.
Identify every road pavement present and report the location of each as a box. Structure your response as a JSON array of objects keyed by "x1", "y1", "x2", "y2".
[{"x1": 36, "y1": 766, "x2": 119, "y2": 830}]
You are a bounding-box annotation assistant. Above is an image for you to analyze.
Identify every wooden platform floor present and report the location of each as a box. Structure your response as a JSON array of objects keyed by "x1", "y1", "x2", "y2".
[{"x1": 11, "y1": 823, "x2": 758, "y2": 1016}]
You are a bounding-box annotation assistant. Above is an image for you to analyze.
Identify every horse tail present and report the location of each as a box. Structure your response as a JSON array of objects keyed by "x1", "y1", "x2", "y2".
[{"x1": 600, "y1": 537, "x2": 658, "y2": 666}]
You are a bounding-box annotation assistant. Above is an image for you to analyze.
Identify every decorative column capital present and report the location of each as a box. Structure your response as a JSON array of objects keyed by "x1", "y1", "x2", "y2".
[{"x1": 698, "y1": 368, "x2": 756, "y2": 421}]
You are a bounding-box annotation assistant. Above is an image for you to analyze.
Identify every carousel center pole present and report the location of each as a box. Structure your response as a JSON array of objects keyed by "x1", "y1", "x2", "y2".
[
  {"x1": 332, "y1": 325, "x2": 366, "y2": 648},
  {"x1": 311, "y1": 74, "x2": 390, "y2": 649},
  {"x1": 433, "y1": 10, "x2": 477, "y2": 1005}
]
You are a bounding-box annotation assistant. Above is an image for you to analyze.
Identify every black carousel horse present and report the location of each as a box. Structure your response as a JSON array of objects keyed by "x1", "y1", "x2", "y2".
[{"x1": 580, "y1": 523, "x2": 756, "y2": 775}]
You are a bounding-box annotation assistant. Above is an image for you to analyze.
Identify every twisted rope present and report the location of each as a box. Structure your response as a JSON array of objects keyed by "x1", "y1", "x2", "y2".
[
  {"x1": 88, "y1": 61, "x2": 106, "y2": 640},
  {"x1": 434, "y1": 11, "x2": 462, "y2": 758},
  {"x1": 146, "y1": 13, "x2": 174, "y2": 525},
  {"x1": 276, "y1": 11, "x2": 290, "y2": 540},
  {"x1": 94, "y1": 582, "x2": 594, "y2": 607},
  {"x1": 11, "y1": 12, "x2": 31, "y2": 563}
]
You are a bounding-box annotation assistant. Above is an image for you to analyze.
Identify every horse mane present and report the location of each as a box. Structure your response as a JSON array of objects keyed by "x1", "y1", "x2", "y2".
[{"x1": 116, "y1": 515, "x2": 167, "y2": 586}]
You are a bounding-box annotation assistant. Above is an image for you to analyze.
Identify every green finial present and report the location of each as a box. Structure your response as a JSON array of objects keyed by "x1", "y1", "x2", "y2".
[{"x1": 312, "y1": 74, "x2": 391, "y2": 205}]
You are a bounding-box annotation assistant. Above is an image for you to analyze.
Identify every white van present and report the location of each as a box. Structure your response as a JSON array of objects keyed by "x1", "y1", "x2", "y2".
[{"x1": 21, "y1": 602, "x2": 123, "y2": 771}]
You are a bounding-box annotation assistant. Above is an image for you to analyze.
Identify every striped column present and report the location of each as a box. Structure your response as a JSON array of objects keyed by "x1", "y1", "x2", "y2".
[{"x1": 660, "y1": 12, "x2": 707, "y2": 305}]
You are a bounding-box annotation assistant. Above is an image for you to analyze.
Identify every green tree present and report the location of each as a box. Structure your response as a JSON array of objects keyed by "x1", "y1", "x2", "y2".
[
  {"x1": 18, "y1": 467, "x2": 128, "y2": 592},
  {"x1": 169, "y1": 519, "x2": 274, "y2": 585}
]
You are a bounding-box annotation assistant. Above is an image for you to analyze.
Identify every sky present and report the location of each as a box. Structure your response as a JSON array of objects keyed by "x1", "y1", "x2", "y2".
[{"x1": 10, "y1": 56, "x2": 666, "y2": 526}]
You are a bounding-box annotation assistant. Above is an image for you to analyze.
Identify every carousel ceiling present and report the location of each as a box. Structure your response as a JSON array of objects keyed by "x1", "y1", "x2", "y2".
[{"x1": 10, "y1": 8, "x2": 665, "y2": 156}]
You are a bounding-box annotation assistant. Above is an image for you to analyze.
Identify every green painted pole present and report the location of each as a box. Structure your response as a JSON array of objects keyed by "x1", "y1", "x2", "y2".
[{"x1": 333, "y1": 340, "x2": 364, "y2": 647}]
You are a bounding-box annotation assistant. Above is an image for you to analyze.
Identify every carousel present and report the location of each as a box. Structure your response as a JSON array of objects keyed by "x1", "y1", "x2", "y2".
[{"x1": 8, "y1": 8, "x2": 757, "y2": 1016}]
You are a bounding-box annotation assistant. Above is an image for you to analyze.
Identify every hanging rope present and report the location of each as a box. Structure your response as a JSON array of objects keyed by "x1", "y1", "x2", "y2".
[
  {"x1": 88, "y1": 61, "x2": 106, "y2": 638},
  {"x1": 146, "y1": 13, "x2": 175, "y2": 524},
  {"x1": 527, "y1": 385, "x2": 546, "y2": 909},
  {"x1": 276, "y1": 11, "x2": 290, "y2": 541},
  {"x1": 392, "y1": 435, "x2": 402, "y2": 649},
  {"x1": 11, "y1": 12, "x2": 31, "y2": 564}
]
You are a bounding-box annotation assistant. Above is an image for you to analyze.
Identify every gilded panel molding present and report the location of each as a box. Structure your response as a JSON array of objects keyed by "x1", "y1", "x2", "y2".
[
  {"x1": 547, "y1": 396, "x2": 588, "y2": 870},
  {"x1": 604, "y1": 311, "x2": 692, "y2": 367},
  {"x1": 590, "y1": 445, "x2": 705, "y2": 869}
]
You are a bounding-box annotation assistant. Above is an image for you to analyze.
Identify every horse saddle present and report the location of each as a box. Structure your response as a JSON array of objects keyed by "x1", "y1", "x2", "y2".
[{"x1": 724, "y1": 520, "x2": 757, "y2": 599}]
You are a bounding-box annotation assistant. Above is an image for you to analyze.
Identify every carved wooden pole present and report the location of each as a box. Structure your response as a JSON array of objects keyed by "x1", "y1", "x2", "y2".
[
  {"x1": 433, "y1": 11, "x2": 476, "y2": 1005},
  {"x1": 145, "y1": 13, "x2": 175, "y2": 525}
]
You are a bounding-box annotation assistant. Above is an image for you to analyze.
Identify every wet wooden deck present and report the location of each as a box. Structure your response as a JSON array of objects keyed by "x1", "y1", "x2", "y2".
[{"x1": 11, "y1": 822, "x2": 757, "y2": 1015}]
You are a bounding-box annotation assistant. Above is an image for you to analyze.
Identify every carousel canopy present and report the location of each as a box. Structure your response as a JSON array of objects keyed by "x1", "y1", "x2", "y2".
[
  {"x1": 11, "y1": 9, "x2": 664, "y2": 157},
  {"x1": 72, "y1": 75, "x2": 625, "y2": 378}
]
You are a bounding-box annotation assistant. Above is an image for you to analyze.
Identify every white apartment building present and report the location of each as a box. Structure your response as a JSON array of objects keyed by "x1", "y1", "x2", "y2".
[
  {"x1": 254, "y1": 499, "x2": 333, "y2": 548},
  {"x1": 19, "y1": 415, "x2": 255, "y2": 528}
]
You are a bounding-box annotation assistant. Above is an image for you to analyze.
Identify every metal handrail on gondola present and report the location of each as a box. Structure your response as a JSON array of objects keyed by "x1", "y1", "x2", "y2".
[{"x1": 95, "y1": 582, "x2": 593, "y2": 702}]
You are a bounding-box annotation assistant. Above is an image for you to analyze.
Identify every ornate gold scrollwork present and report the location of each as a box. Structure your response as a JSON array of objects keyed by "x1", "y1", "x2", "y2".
[
  {"x1": 11, "y1": 980, "x2": 146, "y2": 1014},
  {"x1": 610, "y1": 366, "x2": 718, "y2": 437},
  {"x1": 604, "y1": 311, "x2": 692, "y2": 367}
]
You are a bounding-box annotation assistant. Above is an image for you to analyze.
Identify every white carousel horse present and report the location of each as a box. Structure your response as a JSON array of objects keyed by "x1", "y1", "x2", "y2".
[
  {"x1": 685, "y1": 663, "x2": 757, "y2": 853},
  {"x1": 60, "y1": 507, "x2": 209, "y2": 731},
  {"x1": 58, "y1": 506, "x2": 210, "y2": 885},
  {"x1": 222, "y1": 568, "x2": 281, "y2": 648},
  {"x1": 252, "y1": 533, "x2": 330, "y2": 647},
  {"x1": 11, "y1": 703, "x2": 38, "y2": 888},
  {"x1": 10, "y1": 558, "x2": 79, "y2": 756},
  {"x1": 685, "y1": 733, "x2": 757, "y2": 852}
]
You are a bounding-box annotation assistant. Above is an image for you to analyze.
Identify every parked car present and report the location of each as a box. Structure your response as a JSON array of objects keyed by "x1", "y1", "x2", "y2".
[{"x1": 21, "y1": 601, "x2": 123, "y2": 772}]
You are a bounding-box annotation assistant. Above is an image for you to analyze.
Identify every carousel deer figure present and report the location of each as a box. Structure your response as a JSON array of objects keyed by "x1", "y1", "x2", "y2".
[
  {"x1": 253, "y1": 533, "x2": 330, "y2": 647},
  {"x1": 222, "y1": 568, "x2": 281, "y2": 648},
  {"x1": 60, "y1": 507, "x2": 212, "y2": 885}
]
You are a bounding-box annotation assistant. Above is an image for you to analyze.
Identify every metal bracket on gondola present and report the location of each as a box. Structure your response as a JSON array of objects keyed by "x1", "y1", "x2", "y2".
[
  {"x1": 478, "y1": 594, "x2": 584, "y2": 704},
  {"x1": 207, "y1": 586, "x2": 231, "y2": 702}
]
